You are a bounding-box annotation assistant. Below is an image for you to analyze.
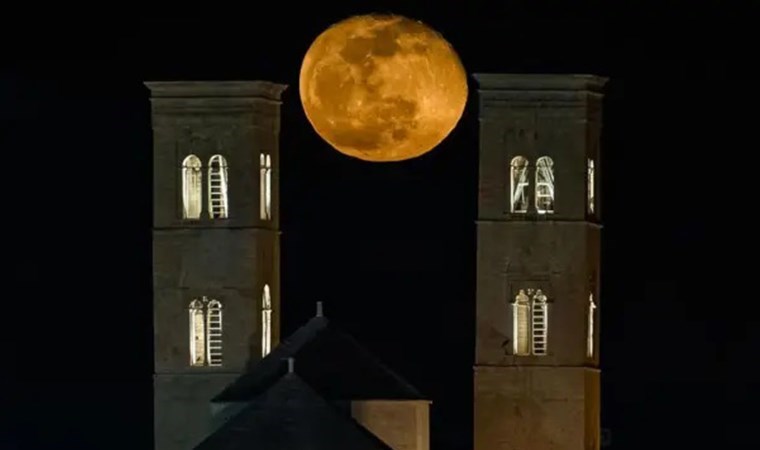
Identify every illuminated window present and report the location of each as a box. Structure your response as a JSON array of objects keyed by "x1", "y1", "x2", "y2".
[
  {"x1": 587, "y1": 159, "x2": 595, "y2": 215},
  {"x1": 512, "y1": 289, "x2": 531, "y2": 356},
  {"x1": 261, "y1": 284, "x2": 272, "y2": 357},
  {"x1": 535, "y1": 156, "x2": 554, "y2": 214},
  {"x1": 189, "y1": 299, "x2": 206, "y2": 366},
  {"x1": 531, "y1": 290, "x2": 549, "y2": 355},
  {"x1": 587, "y1": 293, "x2": 597, "y2": 358},
  {"x1": 182, "y1": 155, "x2": 202, "y2": 219},
  {"x1": 260, "y1": 153, "x2": 272, "y2": 220},
  {"x1": 206, "y1": 300, "x2": 223, "y2": 367},
  {"x1": 510, "y1": 156, "x2": 530, "y2": 213},
  {"x1": 512, "y1": 289, "x2": 550, "y2": 356},
  {"x1": 188, "y1": 297, "x2": 223, "y2": 367},
  {"x1": 208, "y1": 155, "x2": 229, "y2": 219}
]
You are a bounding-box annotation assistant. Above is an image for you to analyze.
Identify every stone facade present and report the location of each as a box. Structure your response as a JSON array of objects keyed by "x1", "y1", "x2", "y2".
[
  {"x1": 474, "y1": 367, "x2": 601, "y2": 450},
  {"x1": 146, "y1": 81, "x2": 287, "y2": 450},
  {"x1": 351, "y1": 400, "x2": 431, "y2": 450},
  {"x1": 473, "y1": 74, "x2": 607, "y2": 450}
]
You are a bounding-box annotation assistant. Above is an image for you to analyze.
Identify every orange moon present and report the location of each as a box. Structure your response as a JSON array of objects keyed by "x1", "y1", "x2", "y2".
[{"x1": 299, "y1": 14, "x2": 468, "y2": 162}]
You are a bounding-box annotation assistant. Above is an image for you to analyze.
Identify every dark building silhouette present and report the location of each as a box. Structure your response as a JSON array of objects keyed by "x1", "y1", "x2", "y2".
[
  {"x1": 196, "y1": 371, "x2": 396, "y2": 450},
  {"x1": 206, "y1": 307, "x2": 431, "y2": 450},
  {"x1": 148, "y1": 74, "x2": 606, "y2": 450}
]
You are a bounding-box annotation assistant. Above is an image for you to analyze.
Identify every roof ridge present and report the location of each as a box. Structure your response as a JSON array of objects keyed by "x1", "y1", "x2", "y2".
[
  {"x1": 196, "y1": 372, "x2": 395, "y2": 450},
  {"x1": 280, "y1": 373, "x2": 396, "y2": 450},
  {"x1": 324, "y1": 320, "x2": 425, "y2": 399},
  {"x1": 212, "y1": 314, "x2": 426, "y2": 403},
  {"x1": 242, "y1": 315, "x2": 330, "y2": 370}
]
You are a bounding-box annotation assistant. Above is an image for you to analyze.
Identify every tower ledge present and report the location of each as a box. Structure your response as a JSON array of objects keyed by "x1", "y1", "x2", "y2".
[
  {"x1": 145, "y1": 81, "x2": 288, "y2": 101},
  {"x1": 472, "y1": 73, "x2": 607, "y2": 93},
  {"x1": 472, "y1": 73, "x2": 608, "y2": 116}
]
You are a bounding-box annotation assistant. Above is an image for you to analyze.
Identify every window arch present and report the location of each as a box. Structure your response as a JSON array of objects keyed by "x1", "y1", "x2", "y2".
[
  {"x1": 260, "y1": 153, "x2": 272, "y2": 220},
  {"x1": 531, "y1": 290, "x2": 549, "y2": 355},
  {"x1": 512, "y1": 289, "x2": 531, "y2": 356},
  {"x1": 188, "y1": 297, "x2": 223, "y2": 367},
  {"x1": 261, "y1": 284, "x2": 272, "y2": 357},
  {"x1": 510, "y1": 156, "x2": 529, "y2": 213},
  {"x1": 208, "y1": 155, "x2": 229, "y2": 219},
  {"x1": 587, "y1": 158, "x2": 595, "y2": 215},
  {"x1": 182, "y1": 155, "x2": 202, "y2": 219},
  {"x1": 587, "y1": 293, "x2": 597, "y2": 358},
  {"x1": 535, "y1": 156, "x2": 555, "y2": 214}
]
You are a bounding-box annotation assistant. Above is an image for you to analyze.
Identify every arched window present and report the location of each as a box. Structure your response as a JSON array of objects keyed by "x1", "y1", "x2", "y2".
[
  {"x1": 535, "y1": 156, "x2": 555, "y2": 214},
  {"x1": 206, "y1": 300, "x2": 223, "y2": 367},
  {"x1": 188, "y1": 297, "x2": 223, "y2": 367},
  {"x1": 531, "y1": 289, "x2": 549, "y2": 355},
  {"x1": 587, "y1": 293, "x2": 597, "y2": 358},
  {"x1": 587, "y1": 158, "x2": 595, "y2": 215},
  {"x1": 182, "y1": 155, "x2": 202, "y2": 219},
  {"x1": 208, "y1": 155, "x2": 229, "y2": 219},
  {"x1": 189, "y1": 299, "x2": 206, "y2": 366},
  {"x1": 512, "y1": 289, "x2": 531, "y2": 356},
  {"x1": 510, "y1": 156, "x2": 530, "y2": 213},
  {"x1": 261, "y1": 284, "x2": 272, "y2": 357},
  {"x1": 260, "y1": 153, "x2": 272, "y2": 220},
  {"x1": 512, "y1": 288, "x2": 551, "y2": 356}
]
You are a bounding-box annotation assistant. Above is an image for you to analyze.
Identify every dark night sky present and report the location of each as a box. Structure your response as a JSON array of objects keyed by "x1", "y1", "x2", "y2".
[{"x1": 4, "y1": 2, "x2": 756, "y2": 449}]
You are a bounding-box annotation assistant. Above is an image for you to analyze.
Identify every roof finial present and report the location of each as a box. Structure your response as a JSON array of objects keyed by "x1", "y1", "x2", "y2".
[
  {"x1": 287, "y1": 357, "x2": 295, "y2": 373},
  {"x1": 316, "y1": 301, "x2": 324, "y2": 317}
]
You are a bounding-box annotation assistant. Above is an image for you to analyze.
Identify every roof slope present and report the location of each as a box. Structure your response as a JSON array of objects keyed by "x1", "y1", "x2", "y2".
[
  {"x1": 213, "y1": 315, "x2": 424, "y2": 402},
  {"x1": 195, "y1": 373, "x2": 394, "y2": 450}
]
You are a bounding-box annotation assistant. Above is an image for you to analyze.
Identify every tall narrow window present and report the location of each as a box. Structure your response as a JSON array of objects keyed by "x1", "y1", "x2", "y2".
[
  {"x1": 587, "y1": 293, "x2": 597, "y2": 358},
  {"x1": 587, "y1": 158, "x2": 595, "y2": 215},
  {"x1": 260, "y1": 153, "x2": 272, "y2": 220},
  {"x1": 261, "y1": 284, "x2": 272, "y2": 357},
  {"x1": 512, "y1": 289, "x2": 531, "y2": 356},
  {"x1": 188, "y1": 297, "x2": 223, "y2": 367},
  {"x1": 535, "y1": 156, "x2": 555, "y2": 214},
  {"x1": 206, "y1": 300, "x2": 223, "y2": 366},
  {"x1": 261, "y1": 284, "x2": 272, "y2": 358},
  {"x1": 531, "y1": 290, "x2": 549, "y2": 355},
  {"x1": 189, "y1": 299, "x2": 206, "y2": 366},
  {"x1": 182, "y1": 155, "x2": 202, "y2": 219},
  {"x1": 208, "y1": 155, "x2": 229, "y2": 219},
  {"x1": 510, "y1": 156, "x2": 530, "y2": 213}
]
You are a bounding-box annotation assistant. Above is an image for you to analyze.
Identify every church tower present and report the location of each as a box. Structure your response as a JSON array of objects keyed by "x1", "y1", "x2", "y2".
[
  {"x1": 473, "y1": 74, "x2": 607, "y2": 450},
  {"x1": 146, "y1": 81, "x2": 287, "y2": 450}
]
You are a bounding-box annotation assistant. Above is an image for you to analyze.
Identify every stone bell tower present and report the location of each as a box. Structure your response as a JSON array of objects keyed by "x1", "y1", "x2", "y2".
[
  {"x1": 473, "y1": 74, "x2": 607, "y2": 450},
  {"x1": 146, "y1": 81, "x2": 286, "y2": 450}
]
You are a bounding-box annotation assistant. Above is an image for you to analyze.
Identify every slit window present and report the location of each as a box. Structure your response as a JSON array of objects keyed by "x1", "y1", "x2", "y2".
[
  {"x1": 261, "y1": 284, "x2": 272, "y2": 357},
  {"x1": 260, "y1": 153, "x2": 272, "y2": 220}
]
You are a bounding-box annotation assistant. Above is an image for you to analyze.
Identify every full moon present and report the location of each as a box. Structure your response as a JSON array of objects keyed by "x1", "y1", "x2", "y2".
[{"x1": 299, "y1": 14, "x2": 468, "y2": 162}]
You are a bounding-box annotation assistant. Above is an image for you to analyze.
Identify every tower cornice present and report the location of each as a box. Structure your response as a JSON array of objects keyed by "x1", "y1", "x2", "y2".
[
  {"x1": 472, "y1": 73, "x2": 608, "y2": 115},
  {"x1": 473, "y1": 73, "x2": 608, "y2": 93},
  {"x1": 145, "y1": 80, "x2": 288, "y2": 101}
]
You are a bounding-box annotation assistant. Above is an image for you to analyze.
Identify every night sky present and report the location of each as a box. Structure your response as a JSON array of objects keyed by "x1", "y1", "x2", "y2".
[{"x1": 5, "y1": 2, "x2": 755, "y2": 449}]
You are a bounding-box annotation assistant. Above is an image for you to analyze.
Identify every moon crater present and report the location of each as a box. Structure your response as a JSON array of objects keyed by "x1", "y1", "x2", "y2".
[{"x1": 300, "y1": 14, "x2": 468, "y2": 162}]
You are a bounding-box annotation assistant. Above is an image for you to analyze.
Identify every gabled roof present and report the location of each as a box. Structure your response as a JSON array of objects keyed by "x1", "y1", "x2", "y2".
[
  {"x1": 195, "y1": 373, "x2": 394, "y2": 450},
  {"x1": 213, "y1": 315, "x2": 425, "y2": 402}
]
